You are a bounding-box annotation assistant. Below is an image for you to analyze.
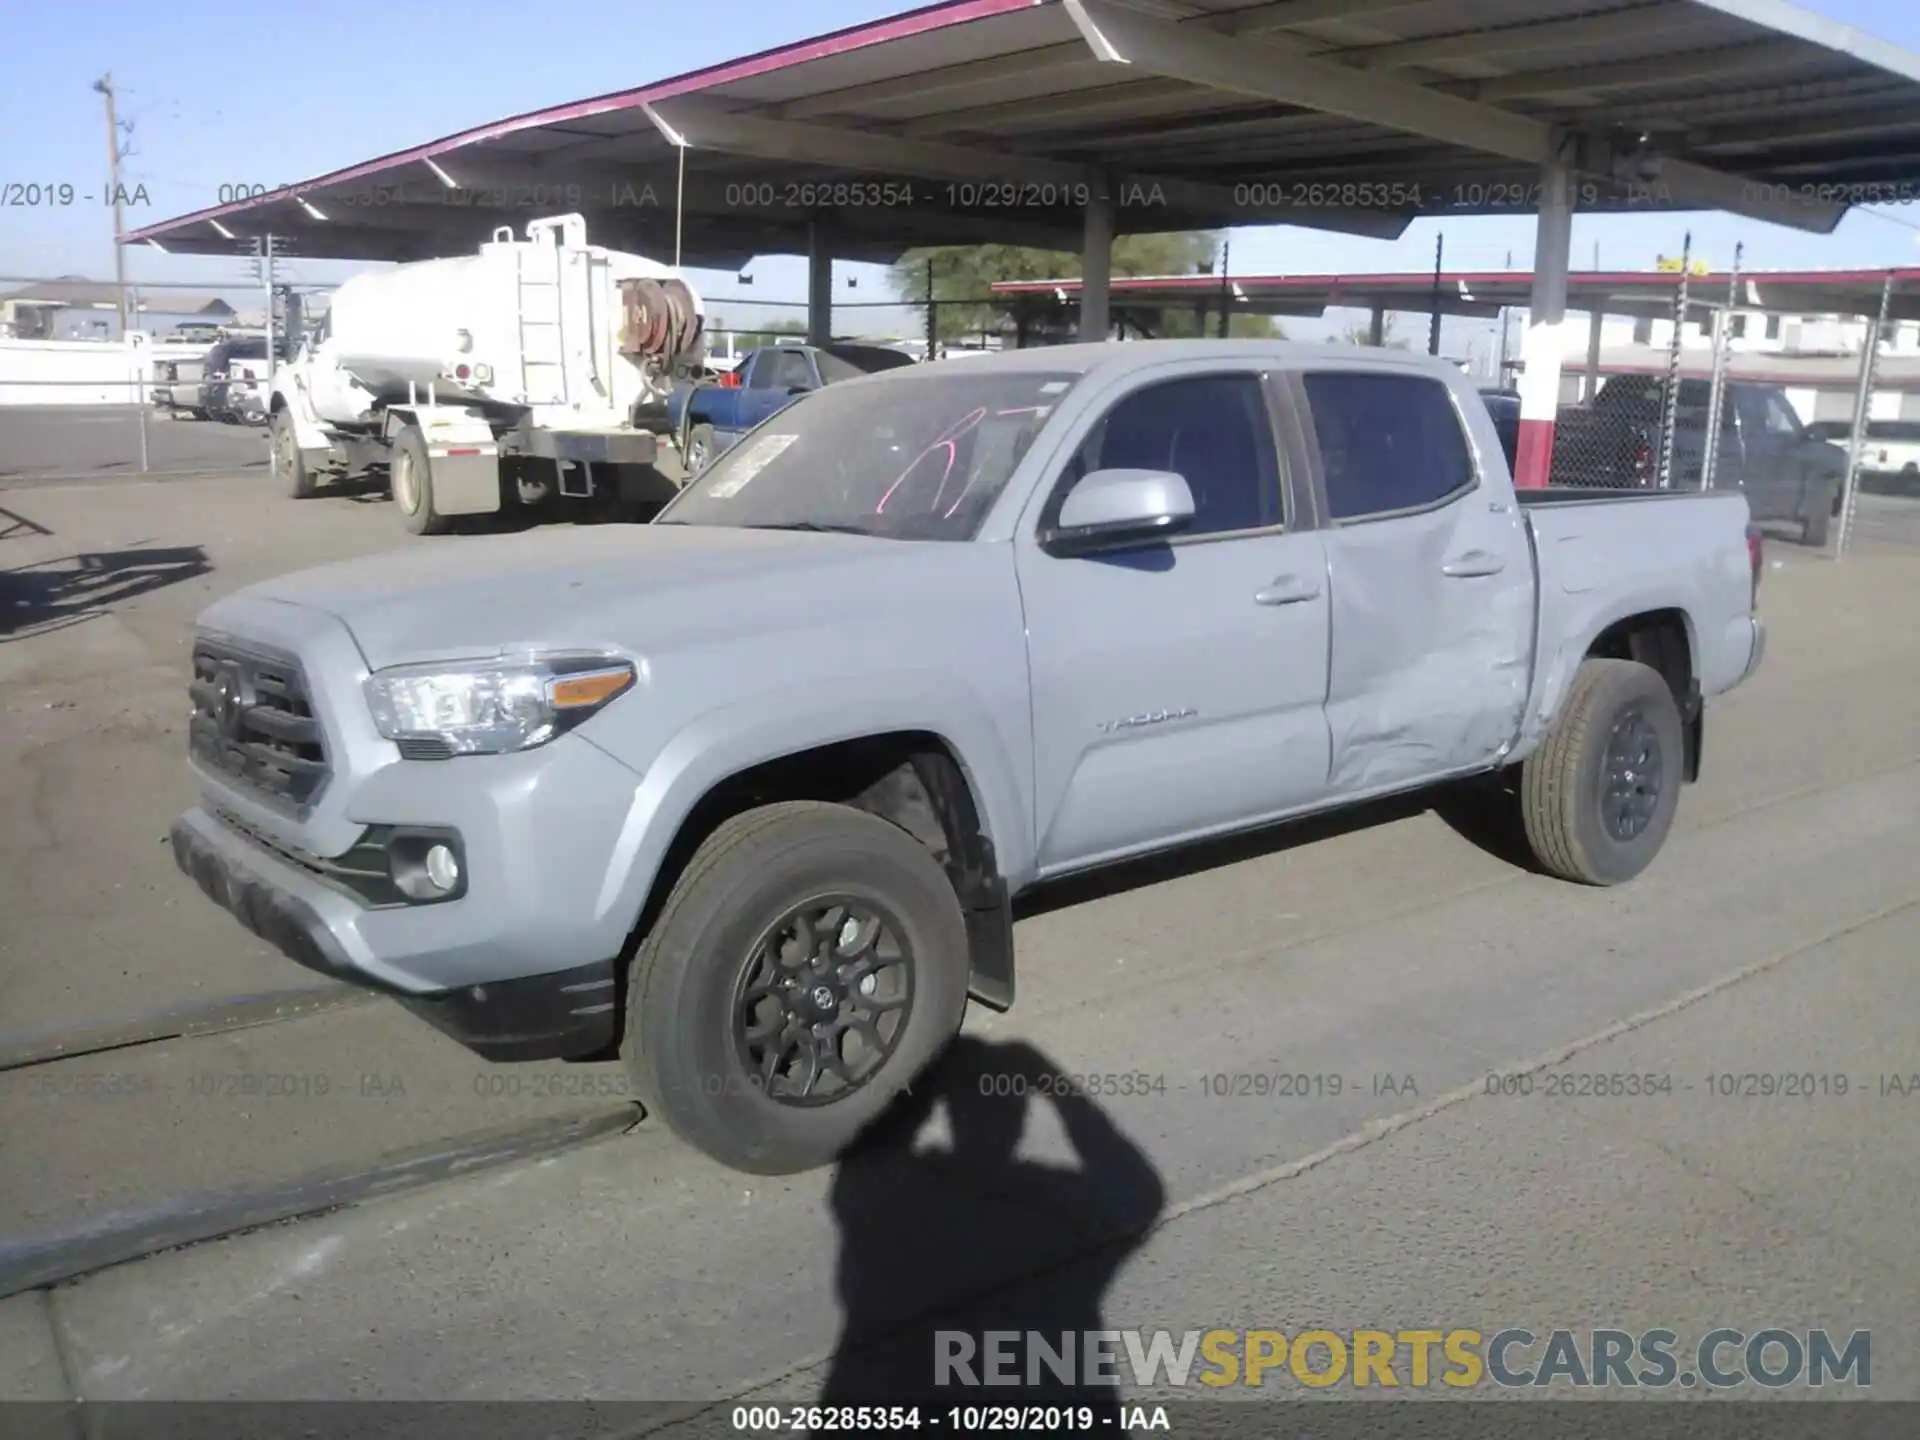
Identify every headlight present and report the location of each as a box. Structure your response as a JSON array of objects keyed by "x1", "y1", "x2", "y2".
[{"x1": 365, "y1": 653, "x2": 636, "y2": 756}]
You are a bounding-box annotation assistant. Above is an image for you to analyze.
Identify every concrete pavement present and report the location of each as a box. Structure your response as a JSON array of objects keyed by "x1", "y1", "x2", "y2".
[{"x1": 0, "y1": 469, "x2": 1913, "y2": 1413}]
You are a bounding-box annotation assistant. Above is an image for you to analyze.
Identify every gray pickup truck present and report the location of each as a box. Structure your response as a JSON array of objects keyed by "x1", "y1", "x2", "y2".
[{"x1": 170, "y1": 341, "x2": 1767, "y2": 1174}]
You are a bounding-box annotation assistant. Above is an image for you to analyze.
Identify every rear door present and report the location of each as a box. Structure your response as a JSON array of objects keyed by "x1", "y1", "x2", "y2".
[
  {"x1": 1293, "y1": 367, "x2": 1535, "y2": 795},
  {"x1": 1018, "y1": 366, "x2": 1333, "y2": 872}
]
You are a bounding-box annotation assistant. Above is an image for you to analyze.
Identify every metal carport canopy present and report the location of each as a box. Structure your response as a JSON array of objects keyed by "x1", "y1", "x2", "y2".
[
  {"x1": 991, "y1": 267, "x2": 1920, "y2": 321},
  {"x1": 127, "y1": 0, "x2": 1920, "y2": 267}
]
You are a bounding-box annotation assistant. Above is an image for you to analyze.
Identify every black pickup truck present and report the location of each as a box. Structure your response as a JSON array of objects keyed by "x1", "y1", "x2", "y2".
[{"x1": 1549, "y1": 376, "x2": 1846, "y2": 544}]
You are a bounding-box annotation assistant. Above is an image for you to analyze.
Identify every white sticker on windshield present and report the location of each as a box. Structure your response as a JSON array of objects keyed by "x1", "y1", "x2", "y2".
[
  {"x1": 704, "y1": 432, "x2": 800, "y2": 498},
  {"x1": 1039, "y1": 381, "x2": 1070, "y2": 394}
]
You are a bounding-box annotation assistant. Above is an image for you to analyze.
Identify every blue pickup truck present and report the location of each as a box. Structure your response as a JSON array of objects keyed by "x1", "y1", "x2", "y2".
[{"x1": 670, "y1": 342, "x2": 916, "y2": 471}]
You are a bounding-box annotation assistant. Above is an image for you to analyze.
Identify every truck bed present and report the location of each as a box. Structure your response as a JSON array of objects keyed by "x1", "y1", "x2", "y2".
[
  {"x1": 1514, "y1": 485, "x2": 1758, "y2": 759},
  {"x1": 1517, "y1": 485, "x2": 1718, "y2": 505}
]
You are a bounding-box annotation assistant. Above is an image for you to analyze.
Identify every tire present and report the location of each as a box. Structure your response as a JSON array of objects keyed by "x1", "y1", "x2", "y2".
[
  {"x1": 189, "y1": 408, "x2": 209, "y2": 422},
  {"x1": 271, "y1": 411, "x2": 318, "y2": 499},
  {"x1": 389, "y1": 425, "x2": 450, "y2": 536},
  {"x1": 1801, "y1": 498, "x2": 1830, "y2": 548},
  {"x1": 624, "y1": 800, "x2": 971, "y2": 1174},
  {"x1": 684, "y1": 423, "x2": 714, "y2": 475},
  {"x1": 1520, "y1": 658, "x2": 1684, "y2": 887}
]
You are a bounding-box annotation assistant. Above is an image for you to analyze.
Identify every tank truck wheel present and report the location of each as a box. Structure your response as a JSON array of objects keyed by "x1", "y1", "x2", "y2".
[
  {"x1": 391, "y1": 426, "x2": 450, "y2": 536},
  {"x1": 272, "y1": 411, "x2": 318, "y2": 499}
]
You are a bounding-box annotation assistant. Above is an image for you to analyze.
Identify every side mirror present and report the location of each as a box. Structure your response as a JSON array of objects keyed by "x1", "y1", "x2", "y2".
[{"x1": 1041, "y1": 468, "x2": 1195, "y2": 557}]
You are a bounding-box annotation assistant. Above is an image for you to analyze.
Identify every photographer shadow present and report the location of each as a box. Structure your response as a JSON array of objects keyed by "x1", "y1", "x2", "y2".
[{"x1": 815, "y1": 1035, "x2": 1166, "y2": 1433}]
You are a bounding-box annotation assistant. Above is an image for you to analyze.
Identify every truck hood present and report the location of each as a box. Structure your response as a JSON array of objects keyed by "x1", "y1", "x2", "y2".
[{"x1": 227, "y1": 523, "x2": 999, "y2": 670}]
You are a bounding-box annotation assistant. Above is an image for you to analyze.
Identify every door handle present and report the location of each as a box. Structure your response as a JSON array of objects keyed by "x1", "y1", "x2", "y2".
[
  {"x1": 1254, "y1": 576, "x2": 1321, "y2": 606},
  {"x1": 1441, "y1": 551, "x2": 1506, "y2": 578}
]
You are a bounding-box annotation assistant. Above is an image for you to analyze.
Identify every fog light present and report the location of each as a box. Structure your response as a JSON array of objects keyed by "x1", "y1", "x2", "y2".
[
  {"x1": 387, "y1": 830, "x2": 467, "y2": 903},
  {"x1": 424, "y1": 844, "x2": 459, "y2": 892}
]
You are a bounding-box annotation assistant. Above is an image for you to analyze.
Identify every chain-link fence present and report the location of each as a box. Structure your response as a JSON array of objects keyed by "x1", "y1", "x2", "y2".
[
  {"x1": 1542, "y1": 264, "x2": 1918, "y2": 559},
  {"x1": 0, "y1": 272, "x2": 318, "y2": 484}
]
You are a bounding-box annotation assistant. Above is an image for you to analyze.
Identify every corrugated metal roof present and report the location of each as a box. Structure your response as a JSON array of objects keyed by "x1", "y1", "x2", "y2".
[
  {"x1": 127, "y1": 0, "x2": 1920, "y2": 266},
  {"x1": 994, "y1": 266, "x2": 1920, "y2": 320}
]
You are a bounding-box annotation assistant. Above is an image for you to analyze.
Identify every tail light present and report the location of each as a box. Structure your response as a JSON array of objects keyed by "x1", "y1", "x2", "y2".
[
  {"x1": 161, "y1": 362, "x2": 177, "y2": 382},
  {"x1": 454, "y1": 363, "x2": 472, "y2": 381},
  {"x1": 240, "y1": 367, "x2": 256, "y2": 382},
  {"x1": 718, "y1": 369, "x2": 742, "y2": 389},
  {"x1": 1746, "y1": 525, "x2": 1764, "y2": 609}
]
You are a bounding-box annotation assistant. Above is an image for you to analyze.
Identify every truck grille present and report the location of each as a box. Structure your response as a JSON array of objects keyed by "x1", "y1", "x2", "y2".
[{"x1": 188, "y1": 640, "x2": 330, "y2": 810}]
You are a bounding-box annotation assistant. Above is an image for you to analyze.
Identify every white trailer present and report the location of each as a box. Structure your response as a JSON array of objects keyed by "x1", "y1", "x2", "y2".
[{"x1": 268, "y1": 214, "x2": 705, "y2": 533}]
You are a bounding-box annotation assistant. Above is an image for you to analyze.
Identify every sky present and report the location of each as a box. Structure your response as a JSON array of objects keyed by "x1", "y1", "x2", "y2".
[{"x1": 4, "y1": 0, "x2": 1920, "y2": 348}]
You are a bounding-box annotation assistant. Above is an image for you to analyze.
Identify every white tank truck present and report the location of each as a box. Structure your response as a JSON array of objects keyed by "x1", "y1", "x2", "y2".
[{"x1": 268, "y1": 214, "x2": 705, "y2": 534}]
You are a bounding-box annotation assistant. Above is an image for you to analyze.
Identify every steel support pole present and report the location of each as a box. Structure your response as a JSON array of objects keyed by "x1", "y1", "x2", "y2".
[
  {"x1": 1369, "y1": 306, "x2": 1386, "y2": 347},
  {"x1": 1837, "y1": 272, "x2": 1894, "y2": 559},
  {"x1": 1514, "y1": 162, "x2": 1573, "y2": 490},
  {"x1": 1583, "y1": 306, "x2": 1604, "y2": 401},
  {"x1": 806, "y1": 222, "x2": 832, "y2": 346},
  {"x1": 1080, "y1": 189, "x2": 1114, "y2": 341}
]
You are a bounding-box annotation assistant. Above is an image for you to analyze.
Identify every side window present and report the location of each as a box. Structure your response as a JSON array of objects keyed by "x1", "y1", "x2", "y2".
[
  {"x1": 743, "y1": 352, "x2": 776, "y2": 389},
  {"x1": 1762, "y1": 392, "x2": 1802, "y2": 436},
  {"x1": 1301, "y1": 372, "x2": 1475, "y2": 522},
  {"x1": 768, "y1": 350, "x2": 816, "y2": 391},
  {"x1": 1058, "y1": 373, "x2": 1282, "y2": 537}
]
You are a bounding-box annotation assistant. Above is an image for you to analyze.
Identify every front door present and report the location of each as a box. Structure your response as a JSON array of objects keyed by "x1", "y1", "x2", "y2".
[
  {"x1": 1733, "y1": 386, "x2": 1810, "y2": 522},
  {"x1": 1017, "y1": 368, "x2": 1333, "y2": 873},
  {"x1": 1295, "y1": 368, "x2": 1536, "y2": 795}
]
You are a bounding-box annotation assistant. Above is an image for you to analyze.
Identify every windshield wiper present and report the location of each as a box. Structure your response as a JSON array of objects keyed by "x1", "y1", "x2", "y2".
[{"x1": 742, "y1": 521, "x2": 878, "y2": 536}]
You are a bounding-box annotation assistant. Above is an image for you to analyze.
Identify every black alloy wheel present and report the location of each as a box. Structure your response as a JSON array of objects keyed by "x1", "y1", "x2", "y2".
[{"x1": 731, "y1": 897, "x2": 915, "y2": 1106}]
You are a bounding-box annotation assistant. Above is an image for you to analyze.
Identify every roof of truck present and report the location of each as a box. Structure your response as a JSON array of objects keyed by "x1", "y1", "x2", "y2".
[{"x1": 879, "y1": 337, "x2": 1470, "y2": 381}]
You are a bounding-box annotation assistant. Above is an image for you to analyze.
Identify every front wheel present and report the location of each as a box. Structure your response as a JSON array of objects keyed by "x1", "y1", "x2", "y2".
[
  {"x1": 389, "y1": 425, "x2": 450, "y2": 536},
  {"x1": 624, "y1": 801, "x2": 971, "y2": 1174},
  {"x1": 271, "y1": 411, "x2": 318, "y2": 499},
  {"x1": 1520, "y1": 658, "x2": 1684, "y2": 886},
  {"x1": 683, "y1": 423, "x2": 714, "y2": 475}
]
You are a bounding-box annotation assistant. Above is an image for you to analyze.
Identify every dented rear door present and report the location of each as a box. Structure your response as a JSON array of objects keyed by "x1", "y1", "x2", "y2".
[{"x1": 1293, "y1": 367, "x2": 1536, "y2": 796}]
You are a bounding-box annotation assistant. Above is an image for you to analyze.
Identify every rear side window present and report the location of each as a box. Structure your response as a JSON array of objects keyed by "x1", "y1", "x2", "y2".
[{"x1": 1302, "y1": 372, "x2": 1474, "y2": 521}]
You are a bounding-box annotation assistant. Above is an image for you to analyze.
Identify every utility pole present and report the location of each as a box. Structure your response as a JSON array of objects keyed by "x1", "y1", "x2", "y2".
[
  {"x1": 94, "y1": 74, "x2": 129, "y2": 338},
  {"x1": 255, "y1": 235, "x2": 278, "y2": 375}
]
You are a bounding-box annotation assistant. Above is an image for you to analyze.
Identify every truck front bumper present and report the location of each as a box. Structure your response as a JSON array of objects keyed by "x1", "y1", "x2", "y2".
[{"x1": 168, "y1": 807, "x2": 620, "y2": 1062}]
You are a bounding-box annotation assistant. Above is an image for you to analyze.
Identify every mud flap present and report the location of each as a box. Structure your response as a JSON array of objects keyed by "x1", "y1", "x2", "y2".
[{"x1": 423, "y1": 452, "x2": 503, "y2": 516}]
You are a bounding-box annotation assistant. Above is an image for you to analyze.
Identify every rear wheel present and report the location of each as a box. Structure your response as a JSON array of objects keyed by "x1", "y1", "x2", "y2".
[
  {"x1": 624, "y1": 801, "x2": 971, "y2": 1174},
  {"x1": 390, "y1": 426, "x2": 449, "y2": 536},
  {"x1": 271, "y1": 411, "x2": 318, "y2": 499},
  {"x1": 1521, "y1": 659, "x2": 1684, "y2": 886},
  {"x1": 1801, "y1": 495, "x2": 1831, "y2": 547}
]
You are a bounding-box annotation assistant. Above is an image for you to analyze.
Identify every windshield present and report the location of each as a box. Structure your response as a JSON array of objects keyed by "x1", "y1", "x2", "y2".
[{"x1": 658, "y1": 369, "x2": 1079, "y2": 541}]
